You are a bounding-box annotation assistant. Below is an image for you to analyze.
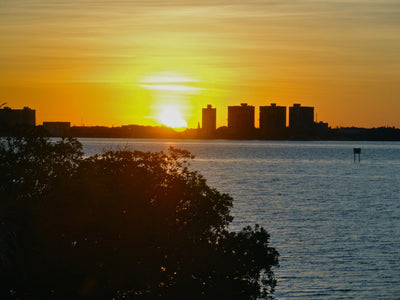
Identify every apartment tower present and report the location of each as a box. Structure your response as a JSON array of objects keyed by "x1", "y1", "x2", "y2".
[
  {"x1": 259, "y1": 103, "x2": 286, "y2": 139},
  {"x1": 202, "y1": 104, "x2": 216, "y2": 137}
]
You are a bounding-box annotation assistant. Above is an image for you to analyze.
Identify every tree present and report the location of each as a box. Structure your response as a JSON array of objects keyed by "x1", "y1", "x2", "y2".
[{"x1": 0, "y1": 136, "x2": 279, "y2": 299}]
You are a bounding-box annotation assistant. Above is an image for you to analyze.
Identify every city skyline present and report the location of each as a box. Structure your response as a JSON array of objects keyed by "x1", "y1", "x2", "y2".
[
  {"x1": 0, "y1": 102, "x2": 325, "y2": 129},
  {"x1": 4, "y1": 101, "x2": 400, "y2": 131},
  {"x1": 3, "y1": 103, "x2": 400, "y2": 141},
  {"x1": 1, "y1": 1, "x2": 399, "y2": 128}
]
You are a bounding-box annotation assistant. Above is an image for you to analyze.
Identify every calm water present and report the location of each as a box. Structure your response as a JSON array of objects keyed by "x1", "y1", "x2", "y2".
[{"x1": 81, "y1": 138, "x2": 400, "y2": 299}]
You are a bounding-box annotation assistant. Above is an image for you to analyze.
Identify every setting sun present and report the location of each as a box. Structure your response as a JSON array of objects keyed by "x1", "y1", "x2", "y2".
[
  {"x1": 159, "y1": 107, "x2": 188, "y2": 129},
  {"x1": 1, "y1": 1, "x2": 400, "y2": 129}
]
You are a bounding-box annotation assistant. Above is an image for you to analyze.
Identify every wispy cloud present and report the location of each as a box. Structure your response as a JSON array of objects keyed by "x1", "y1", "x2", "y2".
[{"x1": 1, "y1": 0, "x2": 399, "y2": 83}]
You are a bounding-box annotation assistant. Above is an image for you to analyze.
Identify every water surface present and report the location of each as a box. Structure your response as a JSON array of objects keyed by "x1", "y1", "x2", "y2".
[{"x1": 81, "y1": 139, "x2": 400, "y2": 299}]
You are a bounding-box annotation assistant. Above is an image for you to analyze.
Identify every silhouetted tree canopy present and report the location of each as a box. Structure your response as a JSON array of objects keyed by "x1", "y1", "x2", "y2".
[{"x1": 0, "y1": 136, "x2": 279, "y2": 299}]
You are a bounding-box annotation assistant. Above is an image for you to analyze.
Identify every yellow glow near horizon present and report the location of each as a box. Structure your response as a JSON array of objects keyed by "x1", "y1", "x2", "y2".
[
  {"x1": 138, "y1": 84, "x2": 200, "y2": 92},
  {"x1": 138, "y1": 72, "x2": 202, "y2": 93},
  {"x1": 137, "y1": 72, "x2": 202, "y2": 128},
  {"x1": 1, "y1": 1, "x2": 400, "y2": 128},
  {"x1": 140, "y1": 74, "x2": 199, "y2": 84},
  {"x1": 159, "y1": 106, "x2": 188, "y2": 129}
]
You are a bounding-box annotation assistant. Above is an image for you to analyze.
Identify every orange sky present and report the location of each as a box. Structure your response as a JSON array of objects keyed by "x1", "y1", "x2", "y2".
[{"x1": 1, "y1": 1, "x2": 399, "y2": 128}]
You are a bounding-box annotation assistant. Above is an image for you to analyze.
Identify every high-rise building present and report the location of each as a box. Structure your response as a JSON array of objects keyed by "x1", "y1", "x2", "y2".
[
  {"x1": 228, "y1": 103, "x2": 255, "y2": 137},
  {"x1": 289, "y1": 104, "x2": 314, "y2": 136},
  {"x1": 0, "y1": 106, "x2": 36, "y2": 129},
  {"x1": 259, "y1": 103, "x2": 286, "y2": 138},
  {"x1": 202, "y1": 104, "x2": 216, "y2": 137}
]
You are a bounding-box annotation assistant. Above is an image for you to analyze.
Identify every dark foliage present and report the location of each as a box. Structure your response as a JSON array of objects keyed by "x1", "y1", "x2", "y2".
[{"x1": 0, "y1": 136, "x2": 279, "y2": 299}]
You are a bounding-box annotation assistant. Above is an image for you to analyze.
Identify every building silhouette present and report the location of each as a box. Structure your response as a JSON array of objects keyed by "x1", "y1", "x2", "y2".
[
  {"x1": 259, "y1": 103, "x2": 286, "y2": 139},
  {"x1": 0, "y1": 106, "x2": 36, "y2": 133},
  {"x1": 289, "y1": 104, "x2": 314, "y2": 137},
  {"x1": 228, "y1": 103, "x2": 255, "y2": 137},
  {"x1": 202, "y1": 104, "x2": 216, "y2": 137},
  {"x1": 43, "y1": 122, "x2": 71, "y2": 137}
]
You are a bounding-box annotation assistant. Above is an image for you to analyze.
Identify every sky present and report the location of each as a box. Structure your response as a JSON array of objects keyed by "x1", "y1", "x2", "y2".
[{"x1": 1, "y1": 0, "x2": 400, "y2": 128}]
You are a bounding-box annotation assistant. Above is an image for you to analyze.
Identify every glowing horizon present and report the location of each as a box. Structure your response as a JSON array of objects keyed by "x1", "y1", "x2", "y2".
[
  {"x1": 1, "y1": 1, "x2": 399, "y2": 129},
  {"x1": 158, "y1": 106, "x2": 188, "y2": 130}
]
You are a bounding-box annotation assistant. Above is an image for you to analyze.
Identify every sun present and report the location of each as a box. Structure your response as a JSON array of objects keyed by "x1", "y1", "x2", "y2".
[{"x1": 159, "y1": 107, "x2": 188, "y2": 129}]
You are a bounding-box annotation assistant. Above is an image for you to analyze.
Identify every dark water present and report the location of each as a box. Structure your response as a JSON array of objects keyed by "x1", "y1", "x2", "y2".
[{"x1": 81, "y1": 139, "x2": 400, "y2": 299}]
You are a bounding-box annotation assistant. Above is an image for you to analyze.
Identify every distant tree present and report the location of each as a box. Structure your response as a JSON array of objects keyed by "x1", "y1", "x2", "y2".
[{"x1": 0, "y1": 136, "x2": 279, "y2": 299}]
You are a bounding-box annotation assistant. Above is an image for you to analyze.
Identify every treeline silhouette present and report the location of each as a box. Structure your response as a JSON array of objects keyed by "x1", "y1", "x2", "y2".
[
  {"x1": 70, "y1": 125, "x2": 400, "y2": 141},
  {"x1": 0, "y1": 135, "x2": 279, "y2": 299},
  {"x1": 2, "y1": 123, "x2": 400, "y2": 140},
  {"x1": 71, "y1": 125, "x2": 183, "y2": 139}
]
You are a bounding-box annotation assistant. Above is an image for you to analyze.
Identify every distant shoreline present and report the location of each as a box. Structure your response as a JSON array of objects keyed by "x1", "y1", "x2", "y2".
[
  {"x1": 67, "y1": 125, "x2": 400, "y2": 141},
  {"x1": 2, "y1": 124, "x2": 400, "y2": 141}
]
